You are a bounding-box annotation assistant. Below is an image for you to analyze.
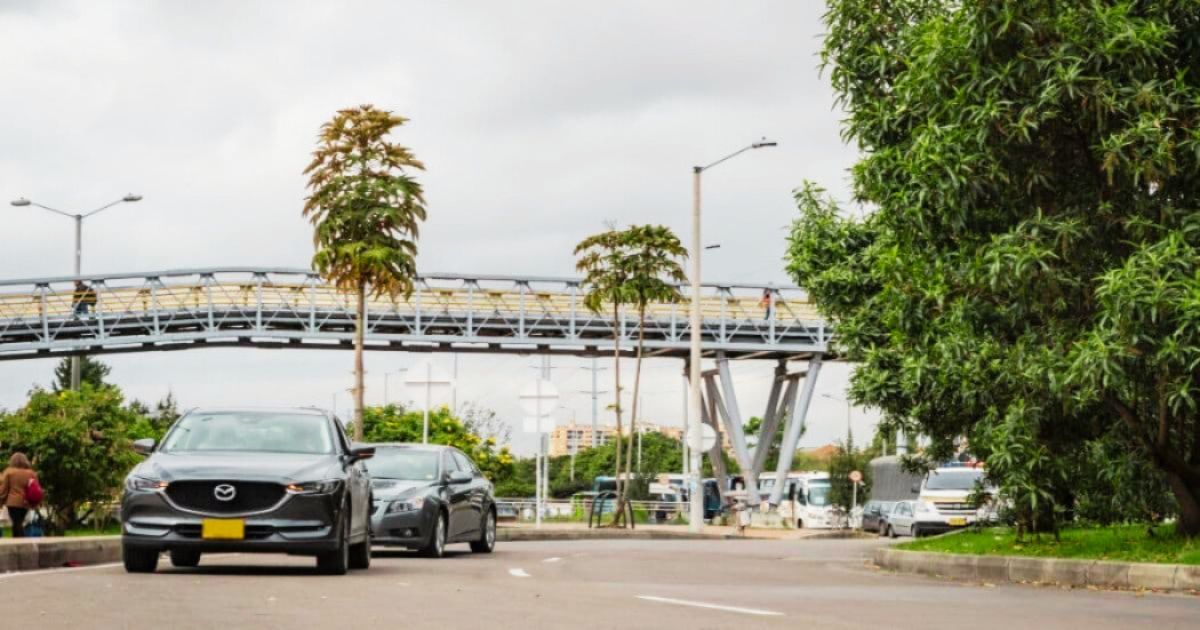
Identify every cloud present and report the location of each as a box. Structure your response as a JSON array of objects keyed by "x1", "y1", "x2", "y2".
[{"x1": 0, "y1": 0, "x2": 872, "y2": 455}]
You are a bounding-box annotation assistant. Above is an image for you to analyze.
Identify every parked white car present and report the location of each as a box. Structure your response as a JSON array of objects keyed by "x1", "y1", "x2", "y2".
[{"x1": 881, "y1": 500, "x2": 959, "y2": 538}]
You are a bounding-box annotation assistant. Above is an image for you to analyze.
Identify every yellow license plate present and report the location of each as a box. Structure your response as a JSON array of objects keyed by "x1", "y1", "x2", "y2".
[
  {"x1": 948, "y1": 517, "x2": 967, "y2": 527},
  {"x1": 201, "y1": 519, "x2": 245, "y2": 540}
]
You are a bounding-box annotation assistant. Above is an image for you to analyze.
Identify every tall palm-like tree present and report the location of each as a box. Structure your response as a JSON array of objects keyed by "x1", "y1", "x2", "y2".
[
  {"x1": 618, "y1": 225, "x2": 687, "y2": 511},
  {"x1": 303, "y1": 105, "x2": 427, "y2": 440},
  {"x1": 575, "y1": 228, "x2": 631, "y2": 524}
]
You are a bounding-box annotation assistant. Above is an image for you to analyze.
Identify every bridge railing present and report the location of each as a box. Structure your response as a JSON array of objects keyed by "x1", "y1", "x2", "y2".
[{"x1": 0, "y1": 268, "x2": 828, "y2": 356}]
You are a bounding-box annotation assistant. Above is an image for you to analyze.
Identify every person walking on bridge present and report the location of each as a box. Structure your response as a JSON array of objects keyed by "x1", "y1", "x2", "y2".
[
  {"x1": 72, "y1": 280, "x2": 97, "y2": 317},
  {"x1": 1, "y1": 452, "x2": 39, "y2": 538}
]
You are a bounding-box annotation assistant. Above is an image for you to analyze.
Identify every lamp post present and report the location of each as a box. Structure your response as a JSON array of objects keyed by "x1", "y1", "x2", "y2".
[
  {"x1": 687, "y1": 139, "x2": 776, "y2": 533},
  {"x1": 822, "y1": 393, "x2": 853, "y2": 443},
  {"x1": 11, "y1": 194, "x2": 143, "y2": 390}
]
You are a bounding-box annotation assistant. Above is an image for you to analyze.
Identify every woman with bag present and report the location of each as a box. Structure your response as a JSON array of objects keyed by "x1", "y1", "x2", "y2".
[{"x1": 0, "y1": 452, "x2": 39, "y2": 538}]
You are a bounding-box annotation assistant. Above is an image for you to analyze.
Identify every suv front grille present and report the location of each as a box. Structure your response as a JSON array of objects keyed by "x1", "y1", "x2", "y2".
[{"x1": 166, "y1": 481, "x2": 286, "y2": 514}]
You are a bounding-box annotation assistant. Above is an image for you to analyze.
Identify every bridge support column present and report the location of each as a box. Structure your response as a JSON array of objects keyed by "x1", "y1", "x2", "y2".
[{"x1": 768, "y1": 353, "x2": 823, "y2": 507}]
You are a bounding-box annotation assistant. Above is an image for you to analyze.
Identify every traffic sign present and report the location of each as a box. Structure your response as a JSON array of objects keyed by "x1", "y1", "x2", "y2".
[
  {"x1": 690, "y1": 424, "x2": 717, "y2": 452},
  {"x1": 849, "y1": 470, "x2": 862, "y2": 483}
]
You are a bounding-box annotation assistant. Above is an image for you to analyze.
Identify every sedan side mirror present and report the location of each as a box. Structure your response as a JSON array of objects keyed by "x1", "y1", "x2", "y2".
[
  {"x1": 132, "y1": 438, "x2": 156, "y2": 456},
  {"x1": 348, "y1": 445, "x2": 375, "y2": 462},
  {"x1": 447, "y1": 470, "x2": 472, "y2": 485}
]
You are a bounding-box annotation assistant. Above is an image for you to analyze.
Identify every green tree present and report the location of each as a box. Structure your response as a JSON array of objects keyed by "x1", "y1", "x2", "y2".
[
  {"x1": 790, "y1": 1, "x2": 1200, "y2": 534},
  {"x1": 828, "y1": 436, "x2": 871, "y2": 514},
  {"x1": 617, "y1": 225, "x2": 687, "y2": 513},
  {"x1": 575, "y1": 228, "x2": 631, "y2": 522},
  {"x1": 303, "y1": 104, "x2": 427, "y2": 440},
  {"x1": 52, "y1": 355, "x2": 111, "y2": 392},
  {"x1": 126, "y1": 392, "x2": 184, "y2": 444},
  {"x1": 357, "y1": 404, "x2": 515, "y2": 485},
  {"x1": 0, "y1": 386, "x2": 143, "y2": 532}
]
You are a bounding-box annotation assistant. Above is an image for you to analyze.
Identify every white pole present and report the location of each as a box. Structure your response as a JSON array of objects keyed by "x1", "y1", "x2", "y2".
[
  {"x1": 422, "y1": 362, "x2": 431, "y2": 444},
  {"x1": 535, "y1": 378, "x2": 543, "y2": 529},
  {"x1": 70, "y1": 214, "x2": 82, "y2": 391},
  {"x1": 687, "y1": 167, "x2": 704, "y2": 533}
]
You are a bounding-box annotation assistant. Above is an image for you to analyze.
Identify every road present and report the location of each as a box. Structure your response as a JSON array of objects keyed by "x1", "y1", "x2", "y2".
[{"x1": 5, "y1": 537, "x2": 1198, "y2": 629}]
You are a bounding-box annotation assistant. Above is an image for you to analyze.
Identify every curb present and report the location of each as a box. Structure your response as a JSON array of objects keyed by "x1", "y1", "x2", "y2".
[
  {"x1": 0, "y1": 536, "x2": 121, "y2": 572},
  {"x1": 874, "y1": 547, "x2": 1200, "y2": 593}
]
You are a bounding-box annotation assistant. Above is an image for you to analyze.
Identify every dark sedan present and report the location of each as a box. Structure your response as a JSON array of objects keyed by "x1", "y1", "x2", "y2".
[
  {"x1": 120, "y1": 407, "x2": 375, "y2": 575},
  {"x1": 861, "y1": 500, "x2": 897, "y2": 533},
  {"x1": 368, "y1": 444, "x2": 496, "y2": 557}
]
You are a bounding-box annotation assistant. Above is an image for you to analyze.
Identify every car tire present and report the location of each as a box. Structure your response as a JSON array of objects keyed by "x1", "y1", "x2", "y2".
[
  {"x1": 317, "y1": 511, "x2": 351, "y2": 575},
  {"x1": 912, "y1": 525, "x2": 922, "y2": 538},
  {"x1": 418, "y1": 511, "x2": 447, "y2": 558},
  {"x1": 169, "y1": 549, "x2": 201, "y2": 568},
  {"x1": 349, "y1": 515, "x2": 372, "y2": 572},
  {"x1": 887, "y1": 525, "x2": 897, "y2": 539},
  {"x1": 796, "y1": 519, "x2": 804, "y2": 529},
  {"x1": 470, "y1": 508, "x2": 496, "y2": 554},
  {"x1": 878, "y1": 524, "x2": 889, "y2": 538},
  {"x1": 123, "y1": 546, "x2": 159, "y2": 573}
]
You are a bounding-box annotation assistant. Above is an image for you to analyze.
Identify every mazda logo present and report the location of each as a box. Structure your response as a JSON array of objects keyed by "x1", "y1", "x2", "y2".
[{"x1": 213, "y1": 484, "x2": 237, "y2": 502}]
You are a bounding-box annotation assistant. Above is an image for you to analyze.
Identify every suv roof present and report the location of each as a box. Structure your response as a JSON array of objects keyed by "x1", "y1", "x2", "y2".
[{"x1": 187, "y1": 406, "x2": 330, "y2": 416}]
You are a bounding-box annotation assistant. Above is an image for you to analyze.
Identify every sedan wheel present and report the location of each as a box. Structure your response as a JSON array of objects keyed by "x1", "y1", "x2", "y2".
[
  {"x1": 419, "y1": 512, "x2": 447, "y2": 558},
  {"x1": 470, "y1": 509, "x2": 496, "y2": 554}
]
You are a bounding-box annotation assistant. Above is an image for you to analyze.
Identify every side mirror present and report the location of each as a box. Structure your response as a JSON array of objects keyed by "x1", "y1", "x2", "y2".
[
  {"x1": 348, "y1": 445, "x2": 375, "y2": 462},
  {"x1": 447, "y1": 470, "x2": 472, "y2": 485},
  {"x1": 132, "y1": 438, "x2": 156, "y2": 456}
]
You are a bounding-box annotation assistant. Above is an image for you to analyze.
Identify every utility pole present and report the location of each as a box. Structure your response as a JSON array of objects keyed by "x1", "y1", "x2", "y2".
[{"x1": 579, "y1": 357, "x2": 608, "y2": 447}]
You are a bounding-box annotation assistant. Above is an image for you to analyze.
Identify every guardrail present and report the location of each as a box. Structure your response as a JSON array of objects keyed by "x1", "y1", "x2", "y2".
[{"x1": 496, "y1": 497, "x2": 690, "y2": 525}]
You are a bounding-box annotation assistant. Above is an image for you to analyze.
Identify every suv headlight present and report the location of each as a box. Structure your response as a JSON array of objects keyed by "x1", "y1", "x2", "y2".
[
  {"x1": 126, "y1": 476, "x2": 168, "y2": 492},
  {"x1": 387, "y1": 496, "x2": 425, "y2": 513},
  {"x1": 285, "y1": 480, "x2": 342, "y2": 495}
]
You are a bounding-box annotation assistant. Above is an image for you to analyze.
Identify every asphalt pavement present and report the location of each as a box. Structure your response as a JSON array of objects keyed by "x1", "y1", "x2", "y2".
[{"x1": 4, "y1": 537, "x2": 1198, "y2": 629}]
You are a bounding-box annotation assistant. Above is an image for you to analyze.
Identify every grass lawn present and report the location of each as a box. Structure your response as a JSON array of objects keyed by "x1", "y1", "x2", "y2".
[{"x1": 899, "y1": 524, "x2": 1200, "y2": 565}]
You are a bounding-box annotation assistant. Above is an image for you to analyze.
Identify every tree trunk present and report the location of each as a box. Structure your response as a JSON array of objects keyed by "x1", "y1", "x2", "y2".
[
  {"x1": 1165, "y1": 470, "x2": 1200, "y2": 537},
  {"x1": 609, "y1": 302, "x2": 624, "y2": 526},
  {"x1": 619, "y1": 307, "x2": 647, "y2": 525},
  {"x1": 353, "y1": 282, "x2": 366, "y2": 441}
]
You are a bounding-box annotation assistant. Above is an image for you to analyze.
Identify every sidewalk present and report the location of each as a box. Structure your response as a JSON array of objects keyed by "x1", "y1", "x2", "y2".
[{"x1": 0, "y1": 536, "x2": 119, "y2": 572}]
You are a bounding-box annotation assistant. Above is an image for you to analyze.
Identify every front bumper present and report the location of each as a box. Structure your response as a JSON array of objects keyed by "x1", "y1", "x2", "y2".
[
  {"x1": 370, "y1": 500, "x2": 436, "y2": 546},
  {"x1": 121, "y1": 487, "x2": 343, "y2": 555}
]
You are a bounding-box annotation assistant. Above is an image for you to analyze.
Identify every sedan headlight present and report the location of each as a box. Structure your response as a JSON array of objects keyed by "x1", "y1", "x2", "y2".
[
  {"x1": 126, "y1": 476, "x2": 168, "y2": 492},
  {"x1": 386, "y1": 496, "x2": 425, "y2": 513},
  {"x1": 285, "y1": 480, "x2": 342, "y2": 495}
]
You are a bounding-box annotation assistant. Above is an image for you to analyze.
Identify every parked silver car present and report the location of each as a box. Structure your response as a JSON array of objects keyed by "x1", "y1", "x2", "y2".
[{"x1": 881, "y1": 500, "x2": 957, "y2": 538}]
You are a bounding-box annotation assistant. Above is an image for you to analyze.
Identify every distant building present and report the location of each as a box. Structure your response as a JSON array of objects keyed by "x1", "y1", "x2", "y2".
[{"x1": 548, "y1": 421, "x2": 724, "y2": 456}]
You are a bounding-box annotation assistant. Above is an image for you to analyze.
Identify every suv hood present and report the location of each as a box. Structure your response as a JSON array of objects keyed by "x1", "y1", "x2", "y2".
[{"x1": 138, "y1": 451, "x2": 340, "y2": 483}]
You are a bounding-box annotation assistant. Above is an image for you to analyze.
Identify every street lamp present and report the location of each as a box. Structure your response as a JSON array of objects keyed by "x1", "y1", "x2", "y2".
[
  {"x1": 687, "y1": 139, "x2": 776, "y2": 533},
  {"x1": 10, "y1": 194, "x2": 143, "y2": 390},
  {"x1": 822, "y1": 393, "x2": 853, "y2": 443}
]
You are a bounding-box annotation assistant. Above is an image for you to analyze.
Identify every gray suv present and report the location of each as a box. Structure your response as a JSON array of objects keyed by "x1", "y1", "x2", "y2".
[{"x1": 120, "y1": 407, "x2": 375, "y2": 575}]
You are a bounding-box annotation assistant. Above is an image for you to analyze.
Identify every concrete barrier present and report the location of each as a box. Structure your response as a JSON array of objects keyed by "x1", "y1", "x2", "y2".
[
  {"x1": 874, "y1": 547, "x2": 1200, "y2": 593},
  {"x1": 0, "y1": 536, "x2": 121, "y2": 572}
]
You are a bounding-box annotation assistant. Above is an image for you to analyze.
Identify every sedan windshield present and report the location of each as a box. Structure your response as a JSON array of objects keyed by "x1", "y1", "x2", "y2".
[
  {"x1": 161, "y1": 412, "x2": 334, "y2": 455},
  {"x1": 366, "y1": 449, "x2": 441, "y2": 481}
]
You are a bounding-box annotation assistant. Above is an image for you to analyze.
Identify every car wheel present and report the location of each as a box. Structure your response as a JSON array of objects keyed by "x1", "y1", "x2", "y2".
[
  {"x1": 349, "y1": 518, "x2": 372, "y2": 571},
  {"x1": 419, "y1": 511, "x2": 447, "y2": 558},
  {"x1": 169, "y1": 549, "x2": 201, "y2": 568},
  {"x1": 888, "y1": 525, "x2": 897, "y2": 539},
  {"x1": 911, "y1": 525, "x2": 921, "y2": 538},
  {"x1": 123, "y1": 546, "x2": 159, "y2": 573},
  {"x1": 470, "y1": 508, "x2": 496, "y2": 554},
  {"x1": 317, "y1": 510, "x2": 351, "y2": 575},
  {"x1": 796, "y1": 519, "x2": 804, "y2": 529},
  {"x1": 878, "y1": 524, "x2": 889, "y2": 538}
]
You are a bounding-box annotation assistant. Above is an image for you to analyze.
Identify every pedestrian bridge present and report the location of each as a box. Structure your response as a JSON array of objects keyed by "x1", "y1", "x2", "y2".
[{"x1": 0, "y1": 268, "x2": 829, "y2": 362}]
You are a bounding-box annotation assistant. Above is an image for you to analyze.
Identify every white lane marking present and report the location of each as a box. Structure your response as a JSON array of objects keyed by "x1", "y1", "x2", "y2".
[
  {"x1": 542, "y1": 557, "x2": 561, "y2": 563},
  {"x1": 0, "y1": 552, "x2": 241, "y2": 581},
  {"x1": 636, "y1": 595, "x2": 783, "y2": 617},
  {"x1": 508, "y1": 568, "x2": 531, "y2": 578}
]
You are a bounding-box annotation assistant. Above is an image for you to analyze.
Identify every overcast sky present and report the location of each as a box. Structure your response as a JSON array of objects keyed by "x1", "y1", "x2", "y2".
[{"x1": 0, "y1": 1, "x2": 874, "y2": 455}]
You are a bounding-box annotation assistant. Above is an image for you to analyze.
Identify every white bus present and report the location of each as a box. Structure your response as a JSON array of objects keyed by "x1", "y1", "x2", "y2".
[{"x1": 759, "y1": 471, "x2": 837, "y2": 529}]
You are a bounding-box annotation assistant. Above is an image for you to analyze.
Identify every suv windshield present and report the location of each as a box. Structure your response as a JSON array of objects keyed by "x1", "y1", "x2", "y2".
[
  {"x1": 366, "y1": 449, "x2": 441, "y2": 481},
  {"x1": 161, "y1": 412, "x2": 334, "y2": 455},
  {"x1": 925, "y1": 469, "x2": 985, "y2": 491}
]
